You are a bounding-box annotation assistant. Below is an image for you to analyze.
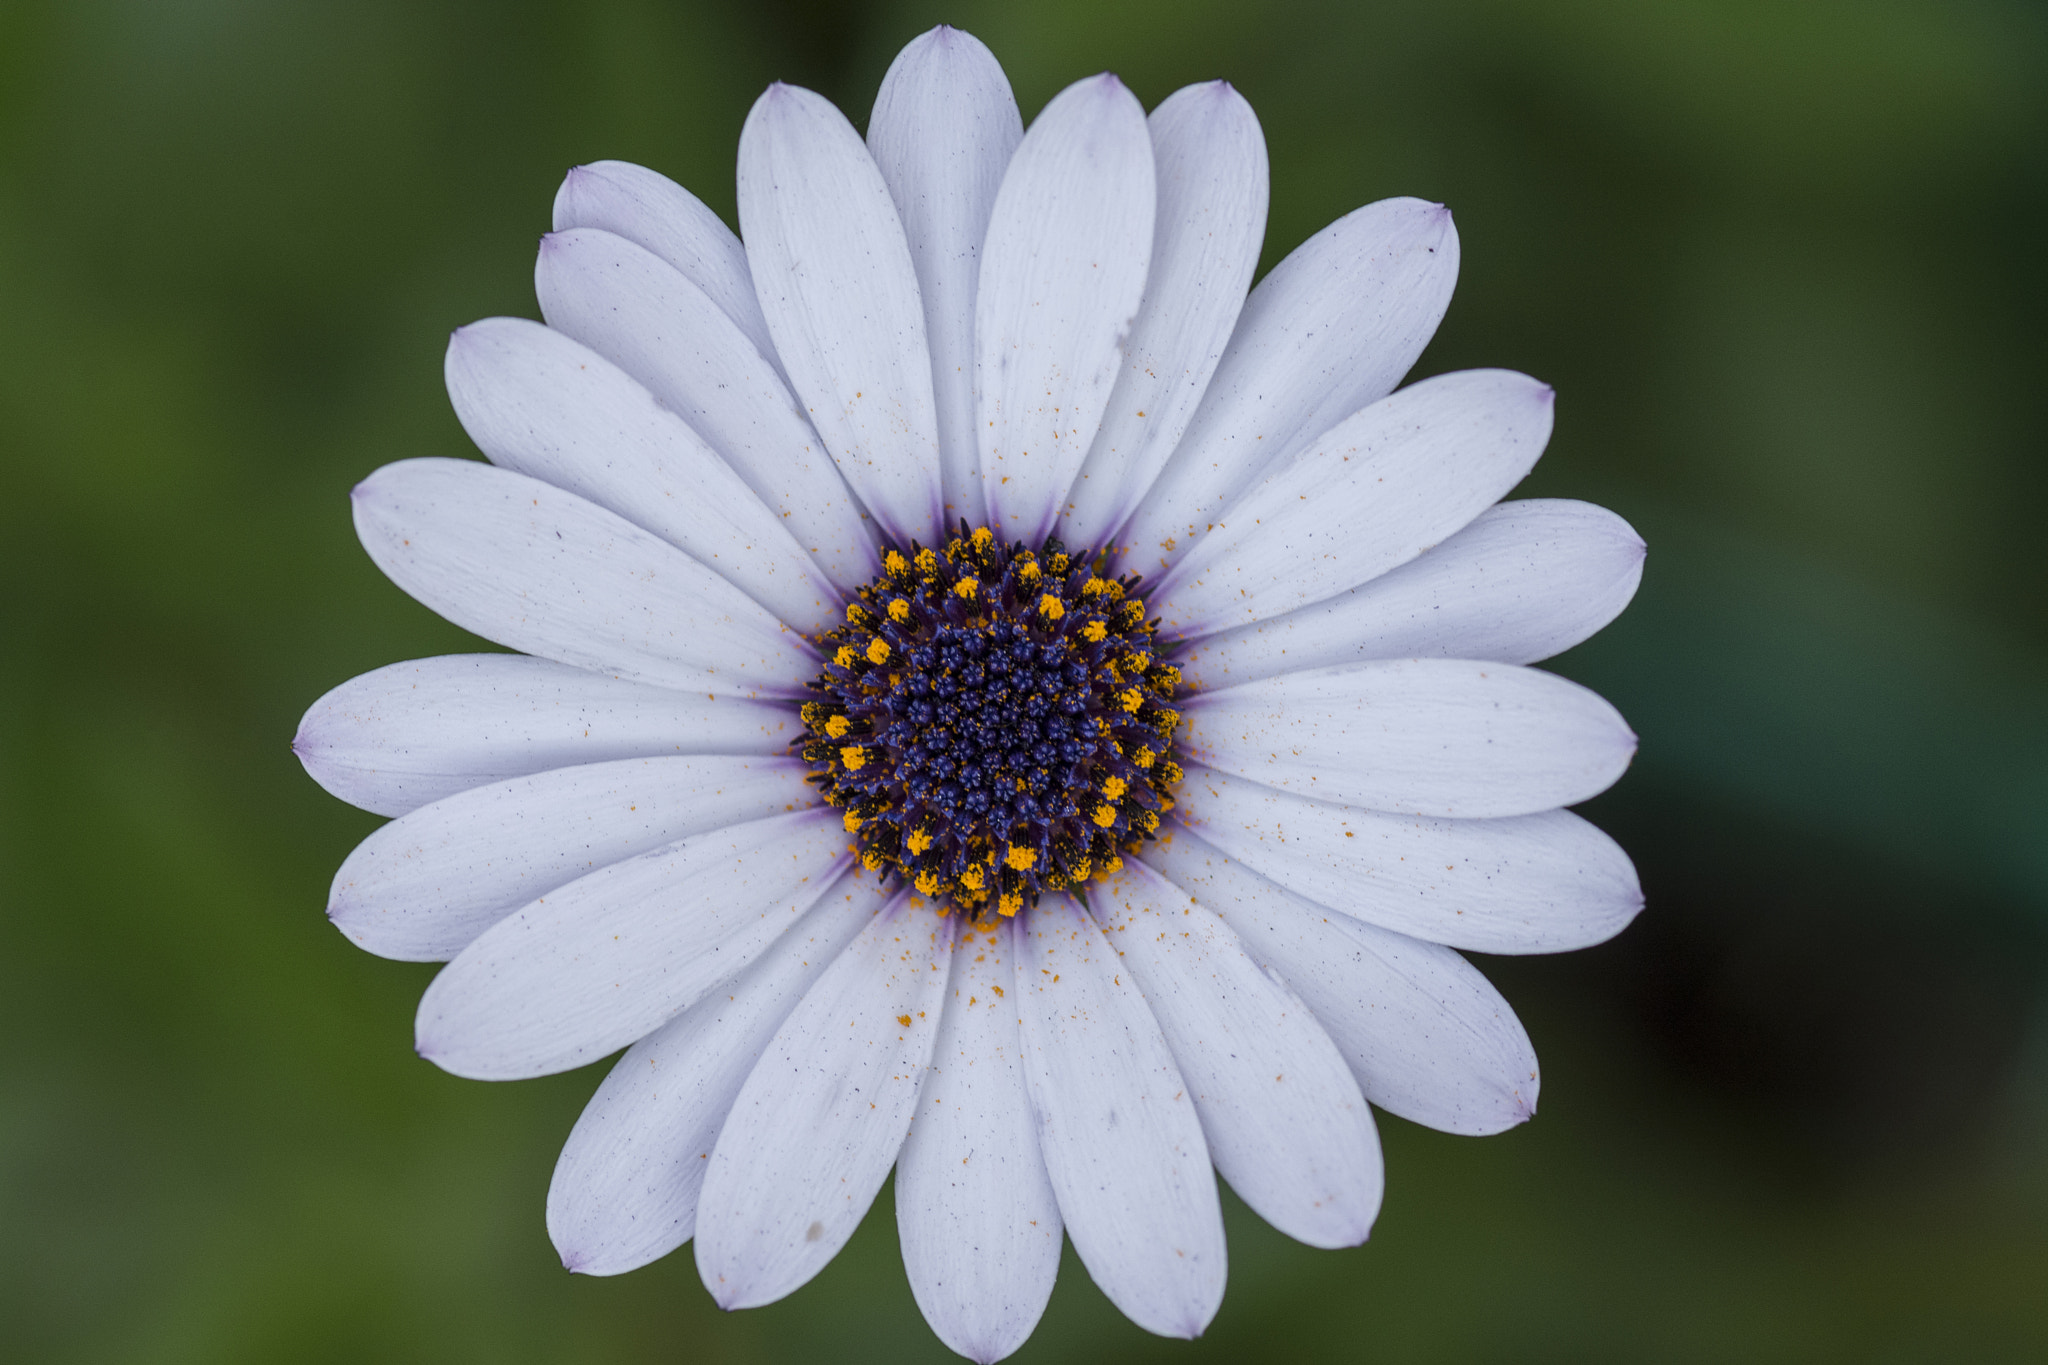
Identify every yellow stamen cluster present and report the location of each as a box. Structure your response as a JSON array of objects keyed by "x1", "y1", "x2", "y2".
[{"x1": 795, "y1": 524, "x2": 1184, "y2": 920}]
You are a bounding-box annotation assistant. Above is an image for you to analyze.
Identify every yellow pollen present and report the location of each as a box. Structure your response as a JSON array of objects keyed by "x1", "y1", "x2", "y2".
[
  {"x1": 1005, "y1": 846, "x2": 1037, "y2": 871},
  {"x1": 1070, "y1": 857, "x2": 1092, "y2": 881},
  {"x1": 845, "y1": 603, "x2": 868, "y2": 625},
  {"x1": 1126, "y1": 652, "x2": 1151, "y2": 673},
  {"x1": 824, "y1": 714, "x2": 851, "y2": 738},
  {"x1": 954, "y1": 576, "x2": 980, "y2": 600},
  {"x1": 1133, "y1": 746, "x2": 1157, "y2": 768},
  {"x1": 914, "y1": 870, "x2": 941, "y2": 895},
  {"x1": 862, "y1": 850, "x2": 886, "y2": 871},
  {"x1": 833, "y1": 645, "x2": 855, "y2": 668},
  {"x1": 915, "y1": 547, "x2": 939, "y2": 577},
  {"x1": 1092, "y1": 804, "x2": 1118, "y2": 828},
  {"x1": 971, "y1": 526, "x2": 994, "y2": 549},
  {"x1": 1081, "y1": 620, "x2": 1107, "y2": 642},
  {"x1": 865, "y1": 637, "x2": 891, "y2": 664},
  {"x1": 906, "y1": 828, "x2": 933, "y2": 855},
  {"x1": 884, "y1": 549, "x2": 908, "y2": 575},
  {"x1": 1081, "y1": 577, "x2": 1107, "y2": 597},
  {"x1": 1102, "y1": 580, "x2": 1126, "y2": 602},
  {"x1": 1102, "y1": 776, "x2": 1128, "y2": 801},
  {"x1": 1101, "y1": 855, "x2": 1124, "y2": 875},
  {"x1": 839, "y1": 746, "x2": 867, "y2": 771},
  {"x1": 1038, "y1": 594, "x2": 1065, "y2": 620},
  {"x1": 887, "y1": 598, "x2": 911, "y2": 623},
  {"x1": 1119, "y1": 688, "x2": 1144, "y2": 713},
  {"x1": 842, "y1": 810, "x2": 863, "y2": 832},
  {"x1": 998, "y1": 892, "x2": 1023, "y2": 917},
  {"x1": 959, "y1": 865, "x2": 985, "y2": 892},
  {"x1": 1019, "y1": 560, "x2": 1041, "y2": 580}
]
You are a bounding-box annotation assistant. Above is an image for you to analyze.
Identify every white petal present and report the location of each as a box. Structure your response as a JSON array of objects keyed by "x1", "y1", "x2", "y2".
[
  {"x1": 976, "y1": 74, "x2": 1155, "y2": 542},
  {"x1": 293, "y1": 655, "x2": 795, "y2": 817},
  {"x1": 897, "y1": 915, "x2": 1061, "y2": 1364},
  {"x1": 1153, "y1": 370, "x2": 1555, "y2": 637},
  {"x1": 1181, "y1": 658, "x2": 1637, "y2": 818},
  {"x1": 1178, "y1": 499, "x2": 1647, "y2": 688},
  {"x1": 1091, "y1": 862, "x2": 1381, "y2": 1249},
  {"x1": 1171, "y1": 763, "x2": 1641, "y2": 954},
  {"x1": 444, "y1": 318, "x2": 840, "y2": 632},
  {"x1": 352, "y1": 459, "x2": 811, "y2": 697},
  {"x1": 738, "y1": 84, "x2": 943, "y2": 546},
  {"x1": 414, "y1": 808, "x2": 848, "y2": 1080},
  {"x1": 546, "y1": 871, "x2": 888, "y2": 1276},
  {"x1": 328, "y1": 755, "x2": 818, "y2": 963},
  {"x1": 551, "y1": 160, "x2": 780, "y2": 374},
  {"x1": 1119, "y1": 197, "x2": 1459, "y2": 568},
  {"x1": 868, "y1": 26, "x2": 1023, "y2": 524},
  {"x1": 1015, "y1": 893, "x2": 1224, "y2": 1339},
  {"x1": 1142, "y1": 829, "x2": 1539, "y2": 1135},
  {"x1": 695, "y1": 892, "x2": 956, "y2": 1309},
  {"x1": 534, "y1": 229, "x2": 879, "y2": 592},
  {"x1": 1060, "y1": 83, "x2": 1268, "y2": 551}
]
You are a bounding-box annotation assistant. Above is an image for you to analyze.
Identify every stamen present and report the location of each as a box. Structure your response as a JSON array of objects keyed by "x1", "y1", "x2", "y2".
[{"x1": 795, "y1": 524, "x2": 1183, "y2": 920}]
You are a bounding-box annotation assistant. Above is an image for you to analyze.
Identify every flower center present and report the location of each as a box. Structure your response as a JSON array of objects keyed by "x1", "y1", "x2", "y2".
[{"x1": 799, "y1": 525, "x2": 1183, "y2": 918}]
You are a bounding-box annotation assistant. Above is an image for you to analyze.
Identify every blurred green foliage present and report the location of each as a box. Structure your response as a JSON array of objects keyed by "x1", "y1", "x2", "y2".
[{"x1": 2, "y1": 1, "x2": 2045, "y2": 1361}]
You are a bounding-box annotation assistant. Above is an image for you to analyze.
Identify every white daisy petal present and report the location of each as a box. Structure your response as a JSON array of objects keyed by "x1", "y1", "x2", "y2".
[
  {"x1": 896, "y1": 915, "x2": 1062, "y2": 1364},
  {"x1": 1178, "y1": 499, "x2": 1647, "y2": 688},
  {"x1": 1017, "y1": 893, "x2": 1225, "y2": 1339},
  {"x1": 738, "y1": 83, "x2": 944, "y2": 546},
  {"x1": 1093, "y1": 862, "x2": 1382, "y2": 1249},
  {"x1": 1119, "y1": 196, "x2": 1459, "y2": 569},
  {"x1": 976, "y1": 74, "x2": 1155, "y2": 543},
  {"x1": 534, "y1": 229, "x2": 879, "y2": 592},
  {"x1": 1154, "y1": 369, "x2": 1555, "y2": 637},
  {"x1": 1181, "y1": 658, "x2": 1637, "y2": 818},
  {"x1": 695, "y1": 891, "x2": 956, "y2": 1309},
  {"x1": 352, "y1": 459, "x2": 811, "y2": 697},
  {"x1": 444, "y1": 317, "x2": 839, "y2": 632},
  {"x1": 1060, "y1": 82, "x2": 1268, "y2": 552},
  {"x1": 1172, "y1": 763, "x2": 1642, "y2": 955},
  {"x1": 292, "y1": 655, "x2": 795, "y2": 818},
  {"x1": 546, "y1": 871, "x2": 888, "y2": 1276},
  {"x1": 1143, "y1": 829, "x2": 1540, "y2": 1135},
  {"x1": 868, "y1": 26, "x2": 1023, "y2": 525},
  {"x1": 551, "y1": 159, "x2": 780, "y2": 373},
  {"x1": 415, "y1": 808, "x2": 849, "y2": 1080},
  {"x1": 328, "y1": 755, "x2": 817, "y2": 963}
]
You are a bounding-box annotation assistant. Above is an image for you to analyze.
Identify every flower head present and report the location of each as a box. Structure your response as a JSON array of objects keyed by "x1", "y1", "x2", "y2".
[{"x1": 296, "y1": 25, "x2": 1644, "y2": 1362}]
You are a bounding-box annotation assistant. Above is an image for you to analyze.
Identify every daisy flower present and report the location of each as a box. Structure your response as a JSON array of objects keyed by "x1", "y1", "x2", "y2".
[{"x1": 295, "y1": 25, "x2": 1644, "y2": 1361}]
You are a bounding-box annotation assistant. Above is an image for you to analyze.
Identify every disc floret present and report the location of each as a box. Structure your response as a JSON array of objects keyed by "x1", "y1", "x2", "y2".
[{"x1": 798, "y1": 526, "x2": 1183, "y2": 918}]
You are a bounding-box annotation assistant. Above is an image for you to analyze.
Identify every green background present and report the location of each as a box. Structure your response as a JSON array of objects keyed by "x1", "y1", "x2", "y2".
[{"x1": 3, "y1": 1, "x2": 2045, "y2": 1360}]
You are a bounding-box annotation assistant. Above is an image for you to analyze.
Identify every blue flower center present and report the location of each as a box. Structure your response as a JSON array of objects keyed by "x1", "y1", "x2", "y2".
[{"x1": 799, "y1": 526, "x2": 1183, "y2": 917}]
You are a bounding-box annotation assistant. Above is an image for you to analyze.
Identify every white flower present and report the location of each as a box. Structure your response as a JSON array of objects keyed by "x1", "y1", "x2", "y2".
[{"x1": 295, "y1": 25, "x2": 1644, "y2": 1362}]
